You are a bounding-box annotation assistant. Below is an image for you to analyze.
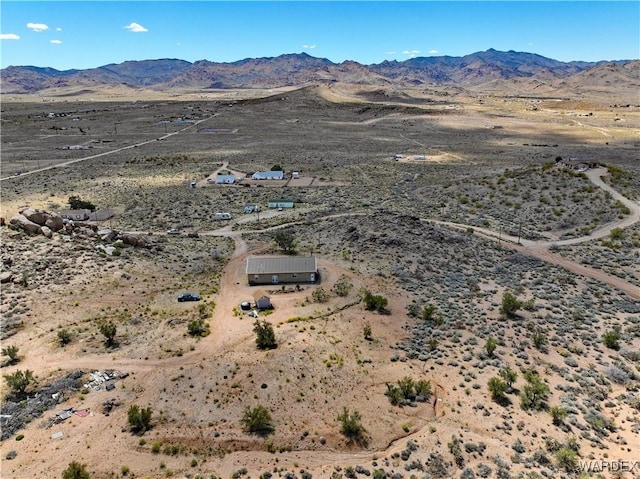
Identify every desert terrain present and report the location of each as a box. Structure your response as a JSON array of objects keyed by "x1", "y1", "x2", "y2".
[{"x1": 0, "y1": 79, "x2": 639, "y2": 479}]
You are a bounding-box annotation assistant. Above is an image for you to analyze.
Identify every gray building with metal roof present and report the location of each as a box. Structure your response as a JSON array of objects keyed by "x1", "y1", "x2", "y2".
[{"x1": 246, "y1": 256, "x2": 317, "y2": 285}]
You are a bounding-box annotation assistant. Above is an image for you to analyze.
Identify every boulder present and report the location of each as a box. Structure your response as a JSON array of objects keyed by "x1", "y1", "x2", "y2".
[
  {"x1": 9, "y1": 214, "x2": 42, "y2": 234},
  {"x1": 41, "y1": 226, "x2": 53, "y2": 238},
  {"x1": 0, "y1": 272, "x2": 13, "y2": 284},
  {"x1": 20, "y1": 208, "x2": 47, "y2": 226},
  {"x1": 45, "y1": 213, "x2": 64, "y2": 232}
]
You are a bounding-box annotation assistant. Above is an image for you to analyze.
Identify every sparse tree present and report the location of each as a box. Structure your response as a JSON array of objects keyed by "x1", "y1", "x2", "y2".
[
  {"x1": 520, "y1": 371, "x2": 549, "y2": 411},
  {"x1": 485, "y1": 336, "x2": 498, "y2": 357},
  {"x1": 62, "y1": 461, "x2": 90, "y2": 479},
  {"x1": 98, "y1": 320, "x2": 117, "y2": 346},
  {"x1": 337, "y1": 407, "x2": 366, "y2": 443},
  {"x1": 2, "y1": 345, "x2": 19, "y2": 363},
  {"x1": 488, "y1": 377, "x2": 507, "y2": 402},
  {"x1": 4, "y1": 369, "x2": 35, "y2": 395},
  {"x1": 500, "y1": 291, "x2": 522, "y2": 318},
  {"x1": 127, "y1": 404, "x2": 153, "y2": 434},
  {"x1": 385, "y1": 383, "x2": 403, "y2": 406},
  {"x1": 253, "y1": 319, "x2": 277, "y2": 350},
  {"x1": 499, "y1": 367, "x2": 518, "y2": 392},
  {"x1": 532, "y1": 328, "x2": 547, "y2": 351},
  {"x1": 241, "y1": 404, "x2": 273, "y2": 435},
  {"x1": 273, "y1": 229, "x2": 297, "y2": 254},
  {"x1": 270, "y1": 164, "x2": 283, "y2": 172}
]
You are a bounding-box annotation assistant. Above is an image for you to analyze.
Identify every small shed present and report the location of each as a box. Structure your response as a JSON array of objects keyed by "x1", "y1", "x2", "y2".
[
  {"x1": 253, "y1": 290, "x2": 272, "y2": 310},
  {"x1": 268, "y1": 199, "x2": 294, "y2": 209}
]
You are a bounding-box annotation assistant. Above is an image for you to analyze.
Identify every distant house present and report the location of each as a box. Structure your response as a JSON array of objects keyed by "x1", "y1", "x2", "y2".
[
  {"x1": 268, "y1": 199, "x2": 294, "y2": 209},
  {"x1": 214, "y1": 212, "x2": 232, "y2": 220},
  {"x1": 58, "y1": 209, "x2": 91, "y2": 221},
  {"x1": 253, "y1": 290, "x2": 273, "y2": 310},
  {"x1": 216, "y1": 174, "x2": 236, "y2": 184},
  {"x1": 252, "y1": 170, "x2": 284, "y2": 181},
  {"x1": 246, "y1": 256, "x2": 317, "y2": 285},
  {"x1": 244, "y1": 204, "x2": 261, "y2": 214},
  {"x1": 558, "y1": 158, "x2": 597, "y2": 171}
]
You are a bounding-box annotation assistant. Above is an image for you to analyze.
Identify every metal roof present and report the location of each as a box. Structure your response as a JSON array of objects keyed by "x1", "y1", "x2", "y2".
[{"x1": 246, "y1": 256, "x2": 317, "y2": 275}]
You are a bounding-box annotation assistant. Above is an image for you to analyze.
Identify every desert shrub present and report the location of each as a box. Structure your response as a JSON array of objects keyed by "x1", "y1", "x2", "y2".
[
  {"x1": 488, "y1": 377, "x2": 507, "y2": 402},
  {"x1": 337, "y1": 407, "x2": 366, "y2": 443},
  {"x1": 127, "y1": 405, "x2": 153, "y2": 434},
  {"x1": 187, "y1": 318, "x2": 210, "y2": 337},
  {"x1": 532, "y1": 329, "x2": 547, "y2": 350},
  {"x1": 550, "y1": 406, "x2": 567, "y2": 425},
  {"x1": 602, "y1": 329, "x2": 620, "y2": 350},
  {"x1": 62, "y1": 461, "x2": 90, "y2": 479},
  {"x1": 311, "y1": 287, "x2": 330, "y2": 303},
  {"x1": 332, "y1": 275, "x2": 353, "y2": 297},
  {"x1": 554, "y1": 446, "x2": 578, "y2": 472},
  {"x1": 361, "y1": 289, "x2": 388, "y2": 313},
  {"x1": 363, "y1": 323, "x2": 372, "y2": 341},
  {"x1": 1, "y1": 345, "x2": 19, "y2": 363},
  {"x1": 253, "y1": 319, "x2": 277, "y2": 350},
  {"x1": 57, "y1": 329, "x2": 72, "y2": 345},
  {"x1": 68, "y1": 195, "x2": 96, "y2": 211},
  {"x1": 422, "y1": 304, "x2": 437, "y2": 321},
  {"x1": 241, "y1": 404, "x2": 273, "y2": 435},
  {"x1": 385, "y1": 377, "x2": 431, "y2": 406},
  {"x1": 448, "y1": 435, "x2": 464, "y2": 468},
  {"x1": 4, "y1": 369, "x2": 35, "y2": 395},
  {"x1": 500, "y1": 291, "x2": 522, "y2": 318}
]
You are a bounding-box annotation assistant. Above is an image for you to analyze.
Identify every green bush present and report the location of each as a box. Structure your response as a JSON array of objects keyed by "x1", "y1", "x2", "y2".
[
  {"x1": 500, "y1": 291, "x2": 522, "y2": 317},
  {"x1": 241, "y1": 404, "x2": 273, "y2": 436},
  {"x1": 4, "y1": 370, "x2": 35, "y2": 395},
  {"x1": 337, "y1": 407, "x2": 366, "y2": 444},
  {"x1": 253, "y1": 319, "x2": 277, "y2": 350},
  {"x1": 127, "y1": 405, "x2": 153, "y2": 434},
  {"x1": 62, "y1": 461, "x2": 90, "y2": 479},
  {"x1": 361, "y1": 289, "x2": 388, "y2": 313},
  {"x1": 602, "y1": 329, "x2": 620, "y2": 350}
]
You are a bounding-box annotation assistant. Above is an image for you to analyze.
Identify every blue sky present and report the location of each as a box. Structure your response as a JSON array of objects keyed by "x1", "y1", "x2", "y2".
[{"x1": 1, "y1": 1, "x2": 638, "y2": 70}]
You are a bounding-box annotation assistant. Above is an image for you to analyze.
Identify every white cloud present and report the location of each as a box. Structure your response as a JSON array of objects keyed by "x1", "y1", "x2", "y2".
[
  {"x1": 56, "y1": 27, "x2": 63, "y2": 32},
  {"x1": 27, "y1": 22, "x2": 49, "y2": 32},
  {"x1": 50, "y1": 39, "x2": 62, "y2": 44},
  {"x1": 429, "y1": 49, "x2": 439, "y2": 54},
  {"x1": 402, "y1": 49, "x2": 420, "y2": 58},
  {"x1": 124, "y1": 22, "x2": 148, "y2": 33},
  {"x1": 0, "y1": 33, "x2": 20, "y2": 40},
  {"x1": 302, "y1": 44, "x2": 316, "y2": 49},
  {"x1": 385, "y1": 51, "x2": 397, "y2": 55}
]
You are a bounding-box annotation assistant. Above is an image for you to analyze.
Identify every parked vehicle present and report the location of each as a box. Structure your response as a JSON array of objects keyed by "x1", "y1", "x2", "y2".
[
  {"x1": 166, "y1": 228, "x2": 180, "y2": 235},
  {"x1": 214, "y1": 212, "x2": 232, "y2": 220},
  {"x1": 177, "y1": 293, "x2": 201, "y2": 302}
]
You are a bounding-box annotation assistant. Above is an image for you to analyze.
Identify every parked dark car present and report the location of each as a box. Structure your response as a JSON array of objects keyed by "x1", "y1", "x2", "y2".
[{"x1": 177, "y1": 293, "x2": 201, "y2": 302}]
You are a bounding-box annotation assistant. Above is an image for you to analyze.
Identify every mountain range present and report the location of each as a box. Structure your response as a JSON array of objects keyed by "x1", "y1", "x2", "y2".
[{"x1": 1, "y1": 49, "x2": 637, "y2": 94}]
